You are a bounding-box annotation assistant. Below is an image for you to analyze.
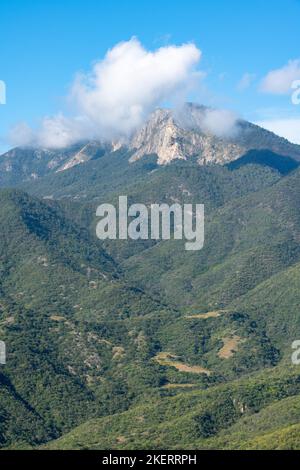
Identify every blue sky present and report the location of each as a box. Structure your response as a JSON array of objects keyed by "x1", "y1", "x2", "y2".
[{"x1": 0, "y1": 0, "x2": 300, "y2": 153}]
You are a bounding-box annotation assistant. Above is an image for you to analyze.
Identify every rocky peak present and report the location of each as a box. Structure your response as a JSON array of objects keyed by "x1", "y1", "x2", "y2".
[
  {"x1": 129, "y1": 108, "x2": 188, "y2": 164},
  {"x1": 128, "y1": 105, "x2": 245, "y2": 165},
  {"x1": 127, "y1": 103, "x2": 300, "y2": 165}
]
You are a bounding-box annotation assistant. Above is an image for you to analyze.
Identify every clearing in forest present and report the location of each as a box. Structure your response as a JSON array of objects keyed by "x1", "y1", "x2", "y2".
[
  {"x1": 155, "y1": 352, "x2": 211, "y2": 376},
  {"x1": 218, "y1": 335, "x2": 243, "y2": 359},
  {"x1": 185, "y1": 310, "x2": 227, "y2": 320}
]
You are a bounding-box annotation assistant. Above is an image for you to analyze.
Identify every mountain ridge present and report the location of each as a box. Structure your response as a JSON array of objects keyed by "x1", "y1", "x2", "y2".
[{"x1": 1, "y1": 103, "x2": 300, "y2": 188}]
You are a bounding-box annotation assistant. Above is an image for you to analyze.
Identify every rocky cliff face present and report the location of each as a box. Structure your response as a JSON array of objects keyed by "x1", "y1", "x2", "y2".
[
  {"x1": 56, "y1": 141, "x2": 112, "y2": 172},
  {"x1": 128, "y1": 106, "x2": 243, "y2": 164},
  {"x1": 128, "y1": 104, "x2": 300, "y2": 165}
]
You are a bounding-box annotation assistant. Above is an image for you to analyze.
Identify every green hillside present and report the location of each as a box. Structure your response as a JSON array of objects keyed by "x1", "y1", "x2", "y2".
[
  {"x1": 121, "y1": 167, "x2": 300, "y2": 311},
  {"x1": 42, "y1": 367, "x2": 300, "y2": 450},
  {"x1": 0, "y1": 147, "x2": 300, "y2": 450},
  {"x1": 0, "y1": 189, "x2": 172, "y2": 447}
]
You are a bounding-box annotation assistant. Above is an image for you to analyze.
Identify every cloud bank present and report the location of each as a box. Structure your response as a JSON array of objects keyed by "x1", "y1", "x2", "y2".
[
  {"x1": 11, "y1": 38, "x2": 202, "y2": 148},
  {"x1": 260, "y1": 59, "x2": 300, "y2": 94}
]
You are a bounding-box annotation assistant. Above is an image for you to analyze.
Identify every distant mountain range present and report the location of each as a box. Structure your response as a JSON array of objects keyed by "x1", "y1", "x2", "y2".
[{"x1": 1, "y1": 103, "x2": 300, "y2": 450}]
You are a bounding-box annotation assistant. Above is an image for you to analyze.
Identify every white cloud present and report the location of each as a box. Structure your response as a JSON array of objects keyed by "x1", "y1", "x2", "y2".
[
  {"x1": 8, "y1": 122, "x2": 35, "y2": 147},
  {"x1": 260, "y1": 60, "x2": 300, "y2": 94},
  {"x1": 9, "y1": 115, "x2": 93, "y2": 149},
  {"x1": 174, "y1": 105, "x2": 239, "y2": 139},
  {"x1": 237, "y1": 73, "x2": 256, "y2": 91},
  {"x1": 11, "y1": 38, "x2": 202, "y2": 148},
  {"x1": 201, "y1": 108, "x2": 239, "y2": 138},
  {"x1": 256, "y1": 118, "x2": 300, "y2": 144}
]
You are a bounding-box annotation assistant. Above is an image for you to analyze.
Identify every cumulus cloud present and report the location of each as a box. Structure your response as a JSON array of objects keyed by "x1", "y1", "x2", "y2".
[
  {"x1": 255, "y1": 118, "x2": 300, "y2": 145},
  {"x1": 11, "y1": 38, "x2": 202, "y2": 148},
  {"x1": 260, "y1": 59, "x2": 300, "y2": 94}
]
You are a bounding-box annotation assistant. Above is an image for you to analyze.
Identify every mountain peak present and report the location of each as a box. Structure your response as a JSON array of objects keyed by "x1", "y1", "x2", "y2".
[
  {"x1": 127, "y1": 103, "x2": 300, "y2": 165},
  {"x1": 128, "y1": 105, "x2": 243, "y2": 165}
]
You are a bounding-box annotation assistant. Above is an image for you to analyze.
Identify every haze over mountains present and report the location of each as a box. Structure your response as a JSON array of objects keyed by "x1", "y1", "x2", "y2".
[{"x1": 1, "y1": 102, "x2": 300, "y2": 450}]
